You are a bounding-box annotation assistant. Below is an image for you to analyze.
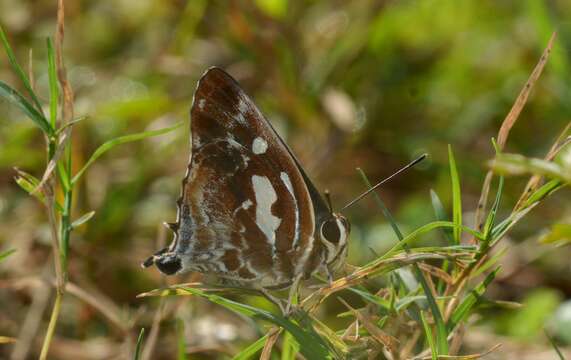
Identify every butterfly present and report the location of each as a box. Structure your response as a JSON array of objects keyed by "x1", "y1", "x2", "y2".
[{"x1": 142, "y1": 67, "x2": 351, "y2": 301}]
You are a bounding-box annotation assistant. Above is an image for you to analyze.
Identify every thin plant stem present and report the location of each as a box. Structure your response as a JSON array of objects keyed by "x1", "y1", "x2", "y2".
[{"x1": 38, "y1": 291, "x2": 62, "y2": 360}]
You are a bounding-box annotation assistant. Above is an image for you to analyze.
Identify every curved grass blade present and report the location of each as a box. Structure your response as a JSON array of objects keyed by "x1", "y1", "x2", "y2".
[
  {"x1": 71, "y1": 122, "x2": 183, "y2": 184},
  {"x1": 0, "y1": 25, "x2": 45, "y2": 116},
  {"x1": 448, "y1": 145, "x2": 462, "y2": 244},
  {"x1": 133, "y1": 328, "x2": 145, "y2": 360},
  {"x1": 0, "y1": 81, "x2": 52, "y2": 136},
  {"x1": 165, "y1": 286, "x2": 333, "y2": 360},
  {"x1": 545, "y1": 330, "x2": 566, "y2": 360},
  {"x1": 420, "y1": 310, "x2": 437, "y2": 360},
  {"x1": 448, "y1": 267, "x2": 500, "y2": 331},
  {"x1": 0, "y1": 249, "x2": 16, "y2": 263},
  {"x1": 232, "y1": 334, "x2": 269, "y2": 360},
  {"x1": 46, "y1": 37, "x2": 58, "y2": 128}
]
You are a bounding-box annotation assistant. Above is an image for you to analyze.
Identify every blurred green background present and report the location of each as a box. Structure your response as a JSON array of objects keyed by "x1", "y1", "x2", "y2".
[{"x1": 1, "y1": 0, "x2": 570, "y2": 358}]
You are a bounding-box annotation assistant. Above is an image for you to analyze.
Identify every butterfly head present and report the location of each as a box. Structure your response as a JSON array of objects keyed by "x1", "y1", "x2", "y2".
[
  {"x1": 319, "y1": 213, "x2": 350, "y2": 268},
  {"x1": 142, "y1": 247, "x2": 182, "y2": 275}
]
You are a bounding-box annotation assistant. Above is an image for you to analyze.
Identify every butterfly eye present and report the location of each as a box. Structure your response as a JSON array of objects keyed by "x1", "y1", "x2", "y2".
[{"x1": 321, "y1": 219, "x2": 341, "y2": 244}]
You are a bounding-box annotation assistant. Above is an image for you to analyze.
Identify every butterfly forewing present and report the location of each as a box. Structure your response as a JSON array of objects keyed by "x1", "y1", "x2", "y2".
[{"x1": 173, "y1": 68, "x2": 318, "y2": 287}]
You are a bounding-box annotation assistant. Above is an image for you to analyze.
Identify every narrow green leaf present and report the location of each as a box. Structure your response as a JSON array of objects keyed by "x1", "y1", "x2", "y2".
[
  {"x1": 175, "y1": 287, "x2": 332, "y2": 359},
  {"x1": 448, "y1": 145, "x2": 462, "y2": 244},
  {"x1": 347, "y1": 287, "x2": 391, "y2": 314},
  {"x1": 0, "y1": 249, "x2": 16, "y2": 263},
  {"x1": 430, "y1": 189, "x2": 454, "y2": 244},
  {"x1": 420, "y1": 311, "x2": 437, "y2": 360},
  {"x1": 482, "y1": 177, "x2": 504, "y2": 242},
  {"x1": 357, "y1": 168, "x2": 403, "y2": 240},
  {"x1": 358, "y1": 169, "x2": 448, "y2": 354},
  {"x1": 525, "y1": 179, "x2": 563, "y2": 207},
  {"x1": 448, "y1": 268, "x2": 500, "y2": 331},
  {"x1": 545, "y1": 330, "x2": 566, "y2": 360},
  {"x1": 71, "y1": 122, "x2": 183, "y2": 184},
  {"x1": 70, "y1": 211, "x2": 96, "y2": 229},
  {"x1": 0, "y1": 81, "x2": 52, "y2": 135},
  {"x1": 281, "y1": 331, "x2": 296, "y2": 360},
  {"x1": 232, "y1": 334, "x2": 269, "y2": 360},
  {"x1": 489, "y1": 154, "x2": 571, "y2": 184},
  {"x1": 177, "y1": 319, "x2": 187, "y2": 360},
  {"x1": 0, "y1": 25, "x2": 45, "y2": 115},
  {"x1": 133, "y1": 328, "x2": 145, "y2": 360},
  {"x1": 46, "y1": 38, "x2": 58, "y2": 129}
]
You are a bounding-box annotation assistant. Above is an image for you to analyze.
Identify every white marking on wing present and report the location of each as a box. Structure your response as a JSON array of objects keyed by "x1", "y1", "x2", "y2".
[
  {"x1": 252, "y1": 137, "x2": 268, "y2": 154},
  {"x1": 242, "y1": 199, "x2": 253, "y2": 209},
  {"x1": 252, "y1": 175, "x2": 281, "y2": 254},
  {"x1": 198, "y1": 98, "x2": 206, "y2": 110},
  {"x1": 280, "y1": 172, "x2": 300, "y2": 248}
]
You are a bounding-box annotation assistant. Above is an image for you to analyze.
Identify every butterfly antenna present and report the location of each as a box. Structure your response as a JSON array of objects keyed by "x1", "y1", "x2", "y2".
[
  {"x1": 341, "y1": 153, "x2": 428, "y2": 212},
  {"x1": 324, "y1": 190, "x2": 334, "y2": 214}
]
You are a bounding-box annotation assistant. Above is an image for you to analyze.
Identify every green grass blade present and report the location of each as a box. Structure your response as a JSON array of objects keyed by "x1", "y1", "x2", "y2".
[
  {"x1": 357, "y1": 168, "x2": 403, "y2": 239},
  {"x1": 0, "y1": 80, "x2": 52, "y2": 136},
  {"x1": 0, "y1": 25, "x2": 45, "y2": 115},
  {"x1": 545, "y1": 330, "x2": 566, "y2": 360},
  {"x1": 71, "y1": 122, "x2": 183, "y2": 184},
  {"x1": 232, "y1": 334, "x2": 269, "y2": 360},
  {"x1": 177, "y1": 319, "x2": 187, "y2": 360},
  {"x1": 46, "y1": 38, "x2": 58, "y2": 129},
  {"x1": 357, "y1": 169, "x2": 449, "y2": 354},
  {"x1": 175, "y1": 287, "x2": 332, "y2": 359},
  {"x1": 448, "y1": 145, "x2": 462, "y2": 244},
  {"x1": 448, "y1": 267, "x2": 500, "y2": 331},
  {"x1": 0, "y1": 249, "x2": 16, "y2": 263},
  {"x1": 281, "y1": 331, "x2": 296, "y2": 360},
  {"x1": 347, "y1": 287, "x2": 391, "y2": 315},
  {"x1": 482, "y1": 176, "x2": 504, "y2": 242},
  {"x1": 525, "y1": 179, "x2": 563, "y2": 207},
  {"x1": 430, "y1": 189, "x2": 454, "y2": 244},
  {"x1": 133, "y1": 328, "x2": 145, "y2": 360},
  {"x1": 420, "y1": 311, "x2": 437, "y2": 360},
  {"x1": 490, "y1": 154, "x2": 571, "y2": 184}
]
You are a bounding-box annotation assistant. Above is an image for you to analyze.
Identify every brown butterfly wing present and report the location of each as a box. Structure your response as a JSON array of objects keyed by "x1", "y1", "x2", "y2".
[{"x1": 173, "y1": 68, "x2": 320, "y2": 287}]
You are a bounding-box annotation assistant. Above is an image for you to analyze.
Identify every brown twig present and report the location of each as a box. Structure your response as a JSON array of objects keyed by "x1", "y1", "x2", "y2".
[{"x1": 474, "y1": 32, "x2": 556, "y2": 231}]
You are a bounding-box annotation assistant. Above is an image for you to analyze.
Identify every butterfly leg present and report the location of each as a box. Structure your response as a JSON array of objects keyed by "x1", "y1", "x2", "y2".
[
  {"x1": 260, "y1": 288, "x2": 287, "y2": 314},
  {"x1": 284, "y1": 274, "x2": 303, "y2": 315}
]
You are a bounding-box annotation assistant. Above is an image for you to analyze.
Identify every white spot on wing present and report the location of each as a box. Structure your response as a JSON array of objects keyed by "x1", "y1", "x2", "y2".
[
  {"x1": 198, "y1": 99, "x2": 206, "y2": 110},
  {"x1": 241, "y1": 199, "x2": 253, "y2": 209},
  {"x1": 280, "y1": 172, "x2": 300, "y2": 247},
  {"x1": 252, "y1": 137, "x2": 268, "y2": 154},
  {"x1": 252, "y1": 175, "x2": 281, "y2": 252}
]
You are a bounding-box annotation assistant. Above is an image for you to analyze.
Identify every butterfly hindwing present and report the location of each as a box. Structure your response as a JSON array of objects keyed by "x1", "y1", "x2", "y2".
[{"x1": 172, "y1": 68, "x2": 319, "y2": 287}]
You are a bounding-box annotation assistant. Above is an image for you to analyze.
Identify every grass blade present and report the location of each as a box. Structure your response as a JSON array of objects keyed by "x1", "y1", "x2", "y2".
[
  {"x1": 133, "y1": 328, "x2": 145, "y2": 360},
  {"x1": 489, "y1": 154, "x2": 570, "y2": 184},
  {"x1": 177, "y1": 319, "x2": 187, "y2": 360},
  {"x1": 46, "y1": 37, "x2": 58, "y2": 128},
  {"x1": 232, "y1": 334, "x2": 269, "y2": 360},
  {"x1": 0, "y1": 25, "x2": 45, "y2": 115},
  {"x1": 448, "y1": 145, "x2": 462, "y2": 245},
  {"x1": 161, "y1": 286, "x2": 333, "y2": 359},
  {"x1": 420, "y1": 310, "x2": 437, "y2": 360},
  {"x1": 448, "y1": 268, "x2": 500, "y2": 331},
  {"x1": 71, "y1": 122, "x2": 183, "y2": 184},
  {"x1": 70, "y1": 210, "x2": 95, "y2": 229},
  {"x1": 358, "y1": 169, "x2": 449, "y2": 354},
  {"x1": 430, "y1": 189, "x2": 454, "y2": 245},
  {"x1": 482, "y1": 176, "x2": 504, "y2": 242},
  {"x1": 545, "y1": 330, "x2": 566, "y2": 360},
  {"x1": 357, "y1": 168, "x2": 403, "y2": 239},
  {"x1": 0, "y1": 249, "x2": 16, "y2": 263},
  {"x1": 0, "y1": 80, "x2": 52, "y2": 136}
]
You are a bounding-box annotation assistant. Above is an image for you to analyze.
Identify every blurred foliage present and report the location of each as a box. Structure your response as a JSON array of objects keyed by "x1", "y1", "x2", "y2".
[{"x1": 1, "y1": 0, "x2": 571, "y2": 359}]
